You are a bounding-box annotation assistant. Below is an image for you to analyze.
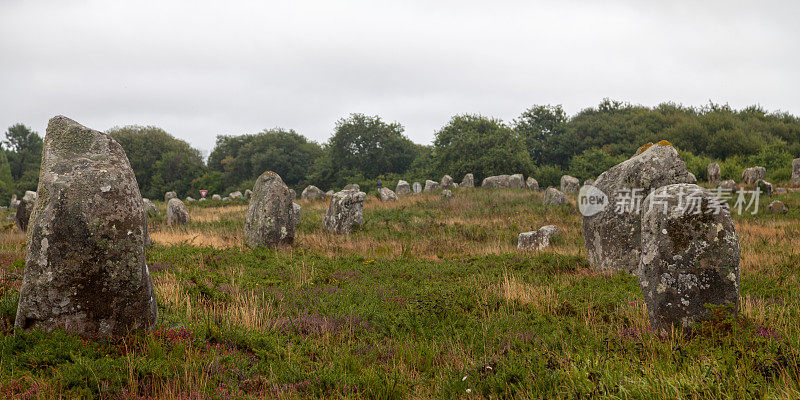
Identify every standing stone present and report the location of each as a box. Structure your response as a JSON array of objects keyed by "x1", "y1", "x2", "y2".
[
  {"x1": 453, "y1": 182, "x2": 459, "y2": 188},
  {"x1": 543, "y1": 187, "x2": 566, "y2": 205},
  {"x1": 412, "y1": 182, "x2": 422, "y2": 194},
  {"x1": 245, "y1": 171, "x2": 297, "y2": 248},
  {"x1": 212, "y1": 194, "x2": 222, "y2": 201},
  {"x1": 638, "y1": 183, "x2": 740, "y2": 334},
  {"x1": 164, "y1": 191, "x2": 177, "y2": 203},
  {"x1": 343, "y1": 184, "x2": 360, "y2": 191},
  {"x1": 518, "y1": 225, "x2": 558, "y2": 250},
  {"x1": 143, "y1": 198, "x2": 160, "y2": 217},
  {"x1": 481, "y1": 175, "x2": 509, "y2": 188},
  {"x1": 292, "y1": 203, "x2": 301, "y2": 225},
  {"x1": 380, "y1": 187, "x2": 398, "y2": 202},
  {"x1": 301, "y1": 185, "x2": 326, "y2": 200},
  {"x1": 185, "y1": 197, "x2": 196, "y2": 202},
  {"x1": 15, "y1": 116, "x2": 156, "y2": 337},
  {"x1": 461, "y1": 173, "x2": 474, "y2": 188},
  {"x1": 687, "y1": 172, "x2": 697, "y2": 184},
  {"x1": 440, "y1": 175, "x2": 454, "y2": 189},
  {"x1": 222, "y1": 197, "x2": 230, "y2": 201},
  {"x1": 323, "y1": 189, "x2": 366, "y2": 234},
  {"x1": 509, "y1": 174, "x2": 526, "y2": 189},
  {"x1": 719, "y1": 180, "x2": 736, "y2": 191},
  {"x1": 581, "y1": 142, "x2": 695, "y2": 273},
  {"x1": 526, "y1": 177, "x2": 539, "y2": 190},
  {"x1": 245, "y1": 189, "x2": 253, "y2": 200},
  {"x1": 768, "y1": 200, "x2": 787, "y2": 214},
  {"x1": 9, "y1": 194, "x2": 18, "y2": 209},
  {"x1": 583, "y1": 179, "x2": 595, "y2": 187},
  {"x1": 560, "y1": 175, "x2": 580, "y2": 193},
  {"x1": 707, "y1": 162, "x2": 721, "y2": 185},
  {"x1": 166, "y1": 198, "x2": 189, "y2": 226},
  {"x1": 15, "y1": 191, "x2": 37, "y2": 232},
  {"x1": 325, "y1": 190, "x2": 335, "y2": 197},
  {"x1": 792, "y1": 158, "x2": 800, "y2": 187},
  {"x1": 756, "y1": 180, "x2": 773, "y2": 198},
  {"x1": 742, "y1": 167, "x2": 766, "y2": 185},
  {"x1": 288, "y1": 189, "x2": 297, "y2": 199},
  {"x1": 396, "y1": 180, "x2": 411, "y2": 195},
  {"x1": 424, "y1": 180, "x2": 439, "y2": 192},
  {"x1": 229, "y1": 191, "x2": 243, "y2": 200},
  {"x1": 441, "y1": 189, "x2": 453, "y2": 199}
]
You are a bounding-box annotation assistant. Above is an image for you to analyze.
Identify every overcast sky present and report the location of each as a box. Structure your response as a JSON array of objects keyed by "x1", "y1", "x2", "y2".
[{"x1": 1, "y1": 0, "x2": 798, "y2": 155}]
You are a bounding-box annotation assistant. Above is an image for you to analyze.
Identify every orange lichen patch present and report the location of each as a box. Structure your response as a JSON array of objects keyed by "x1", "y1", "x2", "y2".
[
  {"x1": 636, "y1": 140, "x2": 674, "y2": 155},
  {"x1": 657, "y1": 139, "x2": 673, "y2": 146}
]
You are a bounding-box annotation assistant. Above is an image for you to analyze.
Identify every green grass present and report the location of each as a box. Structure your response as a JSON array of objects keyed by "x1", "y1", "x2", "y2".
[{"x1": 0, "y1": 189, "x2": 799, "y2": 399}]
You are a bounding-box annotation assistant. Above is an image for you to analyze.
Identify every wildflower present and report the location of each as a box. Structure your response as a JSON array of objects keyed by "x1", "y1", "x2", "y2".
[
  {"x1": 466, "y1": 388, "x2": 472, "y2": 393},
  {"x1": 462, "y1": 375, "x2": 467, "y2": 381}
]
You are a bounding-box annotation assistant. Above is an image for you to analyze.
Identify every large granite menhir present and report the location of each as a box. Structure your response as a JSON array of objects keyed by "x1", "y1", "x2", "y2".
[
  {"x1": 245, "y1": 171, "x2": 298, "y2": 248},
  {"x1": 582, "y1": 142, "x2": 695, "y2": 273},
  {"x1": 15, "y1": 116, "x2": 157, "y2": 338}
]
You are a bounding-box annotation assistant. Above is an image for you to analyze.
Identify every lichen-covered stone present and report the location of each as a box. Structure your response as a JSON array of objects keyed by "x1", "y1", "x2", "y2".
[
  {"x1": 245, "y1": 171, "x2": 297, "y2": 248},
  {"x1": 166, "y1": 198, "x2": 189, "y2": 226},
  {"x1": 441, "y1": 189, "x2": 453, "y2": 199},
  {"x1": 325, "y1": 190, "x2": 334, "y2": 197},
  {"x1": 164, "y1": 191, "x2": 177, "y2": 203},
  {"x1": 526, "y1": 177, "x2": 539, "y2": 190},
  {"x1": 638, "y1": 183, "x2": 740, "y2": 334},
  {"x1": 15, "y1": 116, "x2": 156, "y2": 338},
  {"x1": 412, "y1": 182, "x2": 422, "y2": 194},
  {"x1": 245, "y1": 189, "x2": 253, "y2": 200},
  {"x1": 323, "y1": 189, "x2": 366, "y2": 234},
  {"x1": 708, "y1": 162, "x2": 721, "y2": 185},
  {"x1": 793, "y1": 158, "x2": 800, "y2": 187},
  {"x1": 461, "y1": 173, "x2": 474, "y2": 188},
  {"x1": 756, "y1": 180, "x2": 773, "y2": 198},
  {"x1": 481, "y1": 175, "x2": 511, "y2": 188},
  {"x1": 9, "y1": 194, "x2": 18, "y2": 209},
  {"x1": 229, "y1": 191, "x2": 243, "y2": 200},
  {"x1": 543, "y1": 187, "x2": 566, "y2": 205},
  {"x1": 742, "y1": 167, "x2": 766, "y2": 185},
  {"x1": 343, "y1": 184, "x2": 360, "y2": 191},
  {"x1": 583, "y1": 179, "x2": 595, "y2": 187},
  {"x1": 15, "y1": 191, "x2": 37, "y2": 232},
  {"x1": 380, "y1": 187, "x2": 397, "y2": 202},
  {"x1": 143, "y1": 198, "x2": 159, "y2": 217},
  {"x1": 768, "y1": 200, "x2": 787, "y2": 214},
  {"x1": 424, "y1": 180, "x2": 439, "y2": 192},
  {"x1": 440, "y1": 175, "x2": 454, "y2": 189},
  {"x1": 560, "y1": 175, "x2": 579, "y2": 193},
  {"x1": 509, "y1": 174, "x2": 526, "y2": 189},
  {"x1": 185, "y1": 197, "x2": 196, "y2": 202},
  {"x1": 719, "y1": 180, "x2": 736, "y2": 191},
  {"x1": 301, "y1": 185, "x2": 326, "y2": 200},
  {"x1": 288, "y1": 189, "x2": 296, "y2": 200},
  {"x1": 518, "y1": 225, "x2": 558, "y2": 250},
  {"x1": 211, "y1": 194, "x2": 222, "y2": 201},
  {"x1": 396, "y1": 180, "x2": 411, "y2": 195},
  {"x1": 581, "y1": 142, "x2": 695, "y2": 273}
]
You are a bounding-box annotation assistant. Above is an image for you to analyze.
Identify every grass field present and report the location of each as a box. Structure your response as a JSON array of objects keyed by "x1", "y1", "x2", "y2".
[{"x1": 1, "y1": 188, "x2": 799, "y2": 399}]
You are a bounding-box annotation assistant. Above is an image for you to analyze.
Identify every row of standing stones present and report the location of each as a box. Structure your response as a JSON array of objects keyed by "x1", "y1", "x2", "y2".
[{"x1": 8, "y1": 116, "x2": 796, "y2": 339}]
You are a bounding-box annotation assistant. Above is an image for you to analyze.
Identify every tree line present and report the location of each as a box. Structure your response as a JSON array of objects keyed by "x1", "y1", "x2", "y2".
[{"x1": 2, "y1": 99, "x2": 799, "y2": 206}]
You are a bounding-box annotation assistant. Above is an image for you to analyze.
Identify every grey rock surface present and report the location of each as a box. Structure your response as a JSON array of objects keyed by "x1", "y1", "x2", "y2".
[
  {"x1": 166, "y1": 198, "x2": 189, "y2": 226},
  {"x1": 323, "y1": 189, "x2": 366, "y2": 234},
  {"x1": 560, "y1": 175, "x2": 580, "y2": 193},
  {"x1": 707, "y1": 162, "x2": 721, "y2": 185},
  {"x1": 518, "y1": 225, "x2": 558, "y2": 250},
  {"x1": 380, "y1": 187, "x2": 398, "y2": 202},
  {"x1": 15, "y1": 190, "x2": 37, "y2": 232},
  {"x1": 461, "y1": 173, "x2": 474, "y2": 188},
  {"x1": 396, "y1": 180, "x2": 411, "y2": 195},
  {"x1": 301, "y1": 185, "x2": 326, "y2": 200},
  {"x1": 638, "y1": 183, "x2": 740, "y2": 334},
  {"x1": 581, "y1": 142, "x2": 695, "y2": 273},
  {"x1": 543, "y1": 187, "x2": 566, "y2": 205},
  {"x1": 245, "y1": 171, "x2": 297, "y2": 248},
  {"x1": 15, "y1": 116, "x2": 156, "y2": 338}
]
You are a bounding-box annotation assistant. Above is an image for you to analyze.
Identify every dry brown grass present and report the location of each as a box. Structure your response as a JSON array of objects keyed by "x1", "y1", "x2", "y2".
[
  {"x1": 148, "y1": 229, "x2": 243, "y2": 249},
  {"x1": 498, "y1": 272, "x2": 558, "y2": 315}
]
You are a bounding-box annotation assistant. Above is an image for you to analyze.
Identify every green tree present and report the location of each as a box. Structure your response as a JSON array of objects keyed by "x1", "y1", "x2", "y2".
[
  {"x1": 327, "y1": 114, "x2": 416, "y2": 180},
  {"x1": 568, "y1": 148, "x2": 624, "y2": 182},
  {"x1": 207, "y1": 128, "x2": 323, "y2": 191},
  {"x1": 513, "y1": 105, "x2": 573, "y2": 167},
  {"x1": 0, "y1": 150, "x2": 15, "y2": 206},
  {"x1": 433, "y1": 114, "x2": 533, "y2": 182},
  {"x1": 3, "y1": 124, "x2": 43, "y2": 194},
  {"x1": 108, "y1": 126, "x2": 206, "y2": 199}
]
